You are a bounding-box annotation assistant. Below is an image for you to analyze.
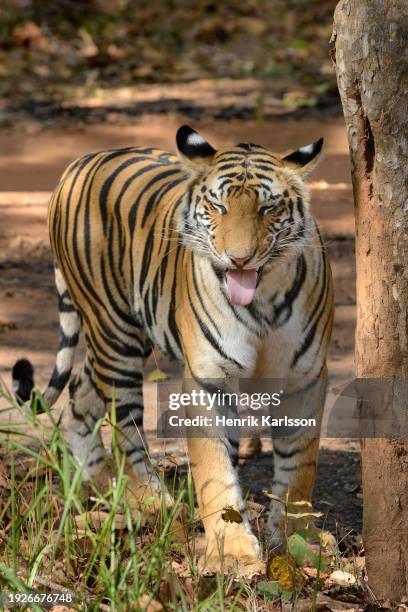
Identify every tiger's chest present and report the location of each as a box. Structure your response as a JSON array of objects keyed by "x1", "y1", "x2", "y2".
[{"x1": 132, "y1": 242, "x2": 329, "y2": 381}]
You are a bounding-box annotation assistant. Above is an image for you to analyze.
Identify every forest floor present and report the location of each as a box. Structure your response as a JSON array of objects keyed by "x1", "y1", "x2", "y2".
[{"x1": 0, "y1": 87, "x2": 360, "y2": 542}]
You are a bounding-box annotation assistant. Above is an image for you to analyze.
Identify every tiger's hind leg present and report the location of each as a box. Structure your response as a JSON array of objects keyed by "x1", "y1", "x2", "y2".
[
  {"x1": 111, "y1": 359, "x2": 174, "y2": 513},
  {"x1": 86, "y1": 329, "x2": 174, "y2": 517},
  {"x1": 64, "y1": 354, "x2": 111, "y2": 487}
]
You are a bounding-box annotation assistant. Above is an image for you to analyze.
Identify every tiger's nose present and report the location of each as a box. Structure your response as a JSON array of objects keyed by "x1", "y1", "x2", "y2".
[{"x1": 228, "y1": 254, "x2": 253, "y2": 268}]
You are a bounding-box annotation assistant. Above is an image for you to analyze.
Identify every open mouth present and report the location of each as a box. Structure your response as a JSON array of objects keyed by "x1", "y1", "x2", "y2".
[{"x1": 226, "y1": 268, "x2": 258, "y2": 306}]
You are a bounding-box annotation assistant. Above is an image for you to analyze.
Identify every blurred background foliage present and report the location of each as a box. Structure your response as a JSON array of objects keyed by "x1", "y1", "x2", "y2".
[{"x1": 0, "y1": 0, "x2": 338, "y2": 106}]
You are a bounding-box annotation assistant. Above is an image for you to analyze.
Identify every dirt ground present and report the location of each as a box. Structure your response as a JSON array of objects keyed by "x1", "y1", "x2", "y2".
[{"x1": 0, "y1": 108, "x2": 361, "y2": 536}]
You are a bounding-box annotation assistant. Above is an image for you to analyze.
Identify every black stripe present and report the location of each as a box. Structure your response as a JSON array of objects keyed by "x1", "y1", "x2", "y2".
[
  {"x1": 84, "y1": 321, "x2": 142, "y2": 367},
  {"x1": 303, "y1": 249, "x2": 327, "y2": 331},
  {"x1": 252, "y1": 164, "x2": 274, "y2": 172},
  {"x1": 92, "y1": 367, "x2": 140, "y2": 390},
  {"x1": 99, "y1": 255, "x2": 139, "y2": 332},
  {"x1": 92, "y1": 349, "x2": 142, "y2": 381},
  {"x1": 250, "y1": 156, "x2": 279, "y2": 165},
  {"x1": 83, "y1": 154, "x2": 113, "y2": 278},
  {"x1": 163, "y1": 331, "x2": 177, "y2": 359},
  {"x1": 167, "y1": 245, "x2": 183, "y2": 354},
  {"x1": 191, "y1": 258, "x2": 221, "y2": 337},
  {"x1": 129, "y1": 168, "x2": 182, "y2": 230},
  {"x1": 273, "y1": 438, "x2": 316, "y2": 458},
  {"x1": 59, "y1": 331, "x2": 79, "y2": 348},
  {"x1": 187, "y1": 276, "x2": 243, "y2": 369},
  {"x1": 215, "y1": 154, "x2": 246, "y2": 161},
  {"x1": 48, "y1": 368, "x2": 71, "y2": 391},
  {"x1": 115, "y1": 402, "x2": 143, "y2": 422},
  {"x1": 297, "y1": 196, "x2": 305, "y2": 220},
  {"x1": 291, "y1": 268, "x2": 330, "y2": 368},
  {"x1": 216, "y1": 163, "x2": 242, "y2": 171},
  {"x1": 99, "y1": 155, "x2": 161, "y2": 234},
  {"x1": 253, "y1": 172, "x2": 275, "y2": 183},
  {"x1": 87, "y1": 456, "x2": 105, "y2": 468},
  {"x1": 141, "y1": 174, "x2": 185, "y2": 227},
  {"x1": 273, "y1": 254, "x2": 307, "y2": 327},
  {"x1": 291, "y1": 321, "x2": 317, "y2": 368},
  {"x1": 288, "y1": 198, "x2": 294, "y2": 223},
  {"x1": 63, "y1": 154, "x2": 100, "y2": 270},
  {"x1": 140, "y1": 223, "x2": 155, "y2": 294}
]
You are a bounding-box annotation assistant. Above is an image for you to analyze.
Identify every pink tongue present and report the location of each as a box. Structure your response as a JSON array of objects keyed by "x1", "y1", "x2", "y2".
[{"x1": 226, "y1": 269, "x2": 257, "y2": 305}]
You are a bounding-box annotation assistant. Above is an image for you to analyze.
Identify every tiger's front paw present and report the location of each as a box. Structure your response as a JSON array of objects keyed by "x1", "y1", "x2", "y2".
[{"x1": 198, "y1": 527, "x2": 264, "y2": 577}]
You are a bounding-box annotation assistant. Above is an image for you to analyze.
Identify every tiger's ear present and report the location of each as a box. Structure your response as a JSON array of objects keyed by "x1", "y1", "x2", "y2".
[
  {"x1": 282, "y1": 138, "x2": 323, "y2": 175},
  {"x1": 176, "y1": 125, "x2": 216, "y2": 175}
]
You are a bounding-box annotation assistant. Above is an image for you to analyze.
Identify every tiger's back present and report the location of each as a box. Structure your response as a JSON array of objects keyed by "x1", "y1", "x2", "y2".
[{"x1": 49, "y1": 146, "x2": 188, "y2": 361}]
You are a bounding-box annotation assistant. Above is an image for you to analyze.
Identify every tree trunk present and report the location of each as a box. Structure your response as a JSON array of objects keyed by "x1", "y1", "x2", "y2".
[{"x1": 332, "y1": 0, "x2": 408, "y2": 601}]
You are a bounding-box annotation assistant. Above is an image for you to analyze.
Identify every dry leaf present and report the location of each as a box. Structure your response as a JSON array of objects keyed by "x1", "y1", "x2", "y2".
[
  {"x1": 147, "y1": 368, "x2": 170, "y2": 382},
  {"x1": 329, "y1": 570, "x2": 357, "y2": 586},
  {"x1": 267, "y1": 554, "x2": 303, "y2": 591},
  {"x1": 315, "y1": 593, "x2": 360, "y2": 610},
  {"x1": 221, "y1": 506, "x2": 243, "y2": 523},
  {"x1": 74, "y1": 511, "x2": 127, "y2": 531},
  {"x1": 138, "y1": 593, "x2": 163, "y2": 611},
  {"x1": 0, "y1": 462, "x2": 10, "y2": 489},
  {"x1": 247, "y1": 500, "x2": 265, "y2": 520}
]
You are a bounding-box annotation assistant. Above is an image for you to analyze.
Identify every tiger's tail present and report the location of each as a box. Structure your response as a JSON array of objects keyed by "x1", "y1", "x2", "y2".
[{"x1": 12, "y1": 266, "x2": 80, "y2": 412}]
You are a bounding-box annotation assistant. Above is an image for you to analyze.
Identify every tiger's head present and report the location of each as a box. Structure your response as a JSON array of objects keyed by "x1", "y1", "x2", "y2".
[{"x1": 176, "y1": 125, "x2": 323, "y2": 306}]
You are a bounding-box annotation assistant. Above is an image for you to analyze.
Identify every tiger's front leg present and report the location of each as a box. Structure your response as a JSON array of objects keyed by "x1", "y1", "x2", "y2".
[
  {"x1": 267, "y1": 375, "x2": 327, "y2": 546},
  {"x1": 183, "y1": 365, "x2": 264, "y2": 577}
]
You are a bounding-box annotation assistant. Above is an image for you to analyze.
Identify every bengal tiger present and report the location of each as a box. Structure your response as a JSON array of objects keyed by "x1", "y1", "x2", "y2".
[{"x1": 13, "y1": 126, "x2": 333, "y2": 576}]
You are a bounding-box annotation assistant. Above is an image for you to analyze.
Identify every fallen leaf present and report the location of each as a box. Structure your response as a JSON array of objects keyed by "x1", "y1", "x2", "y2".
[
  {"x1": 342, "y1": 556, "x2": 365, "y2": 572},
  {"x1": 138, "y1": 593, "x2": 163, "y2": 611},
  {"x1": 267, "y1": 554, "x2": 303, "y2": 592},
  {"x1": 256, "y1": 580, "x2": 280, "y2": 599},
  {"x1": 221, "y1": 506, "x2": 243, "y2": 523},
  {"x1": 285, "y1": 510, "x2": 324, "y2": 519},
  {"x1": 13, "y1": 21, "x2": 46, "y2": 48},
  {"x1": 74, "y1": 511, "x2": 127, "y2": 531},
  {"x1": 147, "y1": 368, "x2": 170, "y2": 382},
  {"x1": 319, "y1": 530, "x2": 337, "y2": 550},
  {"x1": 329, "y1": 570, "x2": 357, "y2": 586},
  {"x1": 247, "y1": 500, "x2": 265, "y2": 520},
  {"x1": 0, "y1": 462, "x2": 10, "y2": 489},
  {"x1": 288, "y1": 531, "x2": 329, "y2": 571},
  {"x1": 316, "y1": 592, "x2": 359, "y2": 610},
  {"x1": 0, "y1": 321, "x2": 17, "y2": 333}
]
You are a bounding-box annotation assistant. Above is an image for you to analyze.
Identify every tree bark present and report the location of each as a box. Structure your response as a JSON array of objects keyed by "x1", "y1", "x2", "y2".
[{"x1": 332, "y1": 0, "x2": 408, "y2": 601}]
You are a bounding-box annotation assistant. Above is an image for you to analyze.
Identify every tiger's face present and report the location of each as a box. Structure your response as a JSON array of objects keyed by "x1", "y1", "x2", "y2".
[{"x1": 177, "y1": 126, "x2": 323, "y2": 305}]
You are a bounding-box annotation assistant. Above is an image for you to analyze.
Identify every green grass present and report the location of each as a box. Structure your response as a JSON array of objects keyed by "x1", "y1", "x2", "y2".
[
  {"x1": 0, "y1": 384, "x2": 256, "y2": 611},
  {"x1": 0, "y1": 381, "x2": 366, "y2": 611}
]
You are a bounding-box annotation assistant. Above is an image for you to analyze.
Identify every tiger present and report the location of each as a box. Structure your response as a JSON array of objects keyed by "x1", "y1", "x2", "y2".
[{"x1": 13, "y1": 125, "x2": 333, "y2": 576}]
